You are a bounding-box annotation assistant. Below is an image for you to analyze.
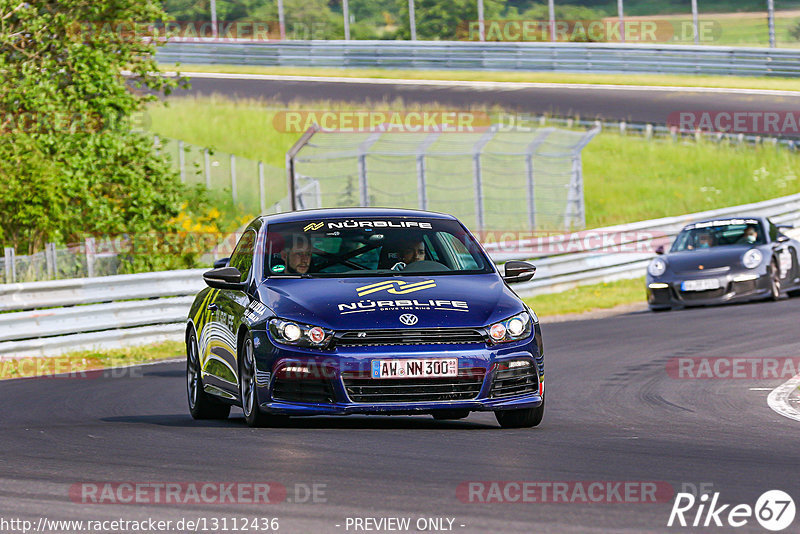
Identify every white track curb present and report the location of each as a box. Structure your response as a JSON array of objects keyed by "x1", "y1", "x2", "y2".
[{"x1": 767, "y1": 373, "x2": 800, "y2": 422}]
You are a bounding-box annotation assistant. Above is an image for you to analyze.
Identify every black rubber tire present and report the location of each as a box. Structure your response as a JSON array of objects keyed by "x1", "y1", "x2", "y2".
[
  {"x1": 187, "y1": 331, "x2": 231, "y2": 420},
  {"x1": 770, "y1": 259, "x2": 782, "y2": 301},
  {"x1": 788, "y1": 289, "x2": 800, "y2": 297},
  {"x1": 240, "y1": 336, "x2": 287, "y2": 428},
  {"x1": 432, "y1": 409, "x2": 470, "y2": 420},
  {"x1": 495, "y1": 396, "x2": 545, "y2": 429}
]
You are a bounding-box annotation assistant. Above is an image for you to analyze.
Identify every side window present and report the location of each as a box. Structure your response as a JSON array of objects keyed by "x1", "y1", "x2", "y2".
[
  {"x1": 229, "y1": 230, "x2": 256, "y2": 283},
  {"x1": 437, "y1": 232, "x2": 480, "y2": 270},
  {"x1": 769, "y1": 221, "x2": 779, "y2": 243}
]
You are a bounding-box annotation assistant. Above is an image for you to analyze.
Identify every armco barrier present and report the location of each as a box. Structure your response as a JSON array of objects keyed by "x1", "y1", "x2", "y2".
[
  {"x1": 157, "y1": 40, "x2": 800, "y2": 77},
  {"x1": 1, "y1": 193, "x2": 798, "y2": 358}
]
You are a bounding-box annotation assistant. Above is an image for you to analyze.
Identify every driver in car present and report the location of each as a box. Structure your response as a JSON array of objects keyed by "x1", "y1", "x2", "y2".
[
  {"x1": 738, "y1": 225, "x2": 759, "y2": 245},
  {"x1": 281, "y1": 238, "x2": 313, "y2": 274},
  {"x1": 399, "y1": 238, "x2": 426, "y2": 265}
]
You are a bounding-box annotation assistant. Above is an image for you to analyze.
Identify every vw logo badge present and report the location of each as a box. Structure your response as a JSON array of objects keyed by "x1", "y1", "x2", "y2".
[{"x1": 399, "y1": 314, "x2": 418, "y2": 326}]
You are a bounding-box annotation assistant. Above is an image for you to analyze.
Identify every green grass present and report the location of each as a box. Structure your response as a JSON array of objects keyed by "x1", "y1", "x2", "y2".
[
  {"x1": 0, "y1": 341, "x2": 183, "y2": 380},
  {"x1": 165, "y1": 64, "x2": 800, "y2": 92},
  {"x1": 524, "y1": 277, "x2": 645, "y2": 317},
  {"x1": 147, "y1": 96, "x2": 800, "y2": 229}
]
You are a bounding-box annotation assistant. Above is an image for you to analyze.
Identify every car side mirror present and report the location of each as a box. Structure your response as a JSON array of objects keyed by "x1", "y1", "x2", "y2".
[
  {"x1": 777, "y1": 224, "x2": 794, "y2": 230},
  {"x1": 503, "y1": 261, "x2": 536, "y2": 284},
  {"x1": 655, "y1": 245, "x2": 665, "y2": 255},
  {"x1": 776, "y1": 234, "x2": 790, "y2": 243},
  {"x1": 213, "y1": 257, "x2": 230, "y2": 269},
  {"x1": 203, "y1": 266, "x2": 245, "y2": 290}
]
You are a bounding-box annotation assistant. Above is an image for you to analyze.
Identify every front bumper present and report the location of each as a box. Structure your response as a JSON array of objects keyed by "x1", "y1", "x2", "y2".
[
  {"x1": 646, "y1": 270, "x2": 770, "y2": 309},
  {"x1": 250, "y1": 329, "x2": 544, "y2": 416}
]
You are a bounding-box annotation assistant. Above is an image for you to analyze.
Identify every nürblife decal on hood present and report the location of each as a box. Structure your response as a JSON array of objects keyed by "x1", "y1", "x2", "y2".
[{"x1": 338, "y1": 298, "x2": 469, "y2": 314}]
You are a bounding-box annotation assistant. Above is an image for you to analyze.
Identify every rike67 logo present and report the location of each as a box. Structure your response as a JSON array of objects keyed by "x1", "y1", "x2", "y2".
[{"x1": 668, "y1": 490, "x2": 795, "y2": 531}]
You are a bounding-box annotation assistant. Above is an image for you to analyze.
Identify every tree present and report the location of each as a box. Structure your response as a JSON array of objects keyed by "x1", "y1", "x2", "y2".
[
  {"x1": 0, "y1": 0, "x2": 191, "y2": 264},
  {"x1": 394, "y1": 0, "x2": 504, "y2": 40}
]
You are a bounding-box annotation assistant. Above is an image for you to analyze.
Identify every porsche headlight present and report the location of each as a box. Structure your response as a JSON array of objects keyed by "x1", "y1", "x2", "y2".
[
  {"x1": 268, "y1": 319, "x2": 332, "y2": 348},
  {"x1": 742, "y1": 249, "x2": 763, "y2": 269},
  {"x1": 487, "y1": 312, "x2": 532, "y2": 344},
  {"x1": 648, "y1": 257, "x2": 667, "y2": 277}
]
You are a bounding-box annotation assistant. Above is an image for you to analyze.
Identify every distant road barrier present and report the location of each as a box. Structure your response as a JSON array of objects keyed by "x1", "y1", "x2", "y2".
[
  {"x1": 2, "y1": 193, "x2": 799, "y2": 358},
  {"x1": 157, "y1": 40, "x2": 800, "y2": 77}
]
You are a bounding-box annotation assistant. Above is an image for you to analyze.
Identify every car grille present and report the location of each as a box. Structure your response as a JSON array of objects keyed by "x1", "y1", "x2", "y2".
[
  {"x1": 342, "y1": 368, "x2": 485, "y2": 403},
  {"x1": 733, "y1": 279, "x2": 757, "y2": 294},
  {"x1": 491, "y1": 362, "x2": 539, "y2": 398},
  {"x1": 336, "y1": 328, "x2": 485, "y2": 347},
  {"x1": 271, "y1": 377, "x2": 335, "y2": 404},
  {"x1": 679, "y1": 287, "x2": 726, "y2": 301}
]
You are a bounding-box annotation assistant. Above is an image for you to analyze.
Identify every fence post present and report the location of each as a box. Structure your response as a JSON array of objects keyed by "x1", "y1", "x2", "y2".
[
  {"x1": 415, "y1": 155, "x2": 427, "y2": 210},
  {"x1": 85, "y1": 237, "x2": 96, "y2": 278},
  {"x1": 203, "y1": 148, "x2": 211, "y2": 188},
  {"x1": 471, "y1": 126, "x2": 497, "y2": 232},
  {"x1": 357, "y1": 154, "x2": 369, "y2": 206},
  {"x1": 153, "y1": 135, "x2": 160, "y2": 156},
  {"x1": 3, "y1": 247, "x2": 15, "y2": 283},
  {"x1": 415, "y1": 132, "x2": 440, "y2": 211},
  {"x1": 178, "y1": 140, "x2": 186, "y2": 183},
  {"x1": 45, "y1": 242, "x2": 57, "y2": 279},
  {"x1": 525, "y1": 154, "x2": 535, "y2": 229},
  {"x1": 230, "y1": 154, "x2": 237, "y2": 204},
  {"x1": 259, "y1": 161, "x2": 266, "y2": 214},
  {"x1": 285, "y1": 124, "x2": 321, "y2": 211}
]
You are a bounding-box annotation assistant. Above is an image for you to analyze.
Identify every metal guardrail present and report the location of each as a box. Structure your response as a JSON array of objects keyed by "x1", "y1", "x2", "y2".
[
  {"x1": 2, "y1": 192, "x2": 798, "y2": 358},
  {"x1": 157, "y1": 40, "x2": 800, "y2": 77}
]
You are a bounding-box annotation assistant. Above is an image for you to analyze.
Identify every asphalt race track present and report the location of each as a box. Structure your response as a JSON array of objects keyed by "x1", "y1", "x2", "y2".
[
  {"x1": 176, "y1": 74, "x2": 800, "y2": 124},
  {"x1": 3, "y1": 297, "x2": 800, "y2": 533}
]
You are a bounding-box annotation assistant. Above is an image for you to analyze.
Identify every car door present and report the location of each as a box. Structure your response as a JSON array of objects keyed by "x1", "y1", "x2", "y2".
[{"x1": 200, "y1": 229, "x2": 257, "y2": 397}]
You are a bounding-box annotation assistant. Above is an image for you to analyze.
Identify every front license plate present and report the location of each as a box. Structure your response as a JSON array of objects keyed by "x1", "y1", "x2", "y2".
[
  {"x1": 371, "y1": 358, "x2": 458, "y2": 379},
  {"x1": 681, "y1": 279, "x2": 721, "y2": 291}
]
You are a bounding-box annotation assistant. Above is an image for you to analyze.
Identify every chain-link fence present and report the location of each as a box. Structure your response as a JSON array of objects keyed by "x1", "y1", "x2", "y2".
[
  {"x1": 1, "y1": 241, "x2": 121, "y2": 284},
  {"x1": 290, "y1": 126, "x2": 599, "y2": 232},
  {"x1": 154, "y1": 135, "x2": 287, "y2": 216}
]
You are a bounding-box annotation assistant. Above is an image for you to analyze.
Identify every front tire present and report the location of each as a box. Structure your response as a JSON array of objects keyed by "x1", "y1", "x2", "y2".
[
  {"x1": 495, "y1": 396, "x2": 544, "y2": 428},
  {"x1": 432, "y1": 409, "x2": 470, "y2": 421},
  {"x1": 187, "y1": 331, "x2": 230, "y2": 420},
  {"x1": 240, "y1": 336, "x2": 286, "y2": 428}
]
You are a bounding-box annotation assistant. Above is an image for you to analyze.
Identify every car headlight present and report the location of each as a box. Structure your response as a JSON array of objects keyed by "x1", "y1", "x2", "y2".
[
  {"x1": 487, "y1": 312, "x2": 532, "y2": 344},
  {"x1": 648, "y1": 257, "x2": 667, "y2": 277},
  {"x1": 268, "y1": 318, "x2": 333, "y2": 348},
  {"x1": 742, "y1": 249, "x2": 763, "y2": 269}
]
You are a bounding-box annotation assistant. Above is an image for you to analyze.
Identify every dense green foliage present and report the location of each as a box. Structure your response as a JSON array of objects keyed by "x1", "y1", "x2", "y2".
[{"x1": 0, "y1": 0, "x2": 217, "y2": 271}]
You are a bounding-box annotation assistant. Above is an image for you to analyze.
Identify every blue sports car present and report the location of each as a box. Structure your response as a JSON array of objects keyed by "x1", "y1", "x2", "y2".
[{"x1": 185, "y1": 208, "x2": 544, "y2": 428}]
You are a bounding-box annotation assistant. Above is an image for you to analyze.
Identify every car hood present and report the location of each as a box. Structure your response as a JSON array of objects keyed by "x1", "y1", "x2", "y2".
[
  {"x1": 665, "y1": 246, "x2": 755, "y2": 272},
  {"x1": 256, "y1": 274, "x2": 524, "y2": 330}
]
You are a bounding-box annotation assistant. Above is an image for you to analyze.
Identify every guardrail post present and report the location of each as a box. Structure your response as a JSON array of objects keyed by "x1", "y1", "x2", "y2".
[
  {"x1": 178, "y1": 140, "x2": 186, "y2": 183},
  {"x1": 230, "y1": 154, "x2": 237, "y2": 204},
  {"x1": 259, "y1": 161, "x2": 266, "y2": 214},
  {"x1": 3, "y1": 247, "x2": 15, "y2": 283},
  {"x1": 45, "y1": 242, "x2": 57, "y2": 279},
  {"x1": 85, "y1": 237, "x2": 96, "y2": 278},
  {"x1": 203, "y1": 148, "x2": 211, "y2": 188}
]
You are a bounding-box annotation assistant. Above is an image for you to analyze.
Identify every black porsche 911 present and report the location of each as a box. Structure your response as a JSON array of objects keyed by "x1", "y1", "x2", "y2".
[{"x1": 646, "y1": 216, "x2": 800, "y2": 311}]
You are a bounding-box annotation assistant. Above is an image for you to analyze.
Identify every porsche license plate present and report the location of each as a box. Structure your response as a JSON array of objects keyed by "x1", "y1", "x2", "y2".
[
  {"x1": 371, "y1": 358, "x2": 458, "y2": 379},
  {"x1": 681, "y1": 279, "x2": 720, "y2": 292}
]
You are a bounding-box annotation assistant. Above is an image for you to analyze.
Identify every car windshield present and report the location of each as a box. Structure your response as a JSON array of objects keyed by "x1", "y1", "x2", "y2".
[
  {"x1": 264, "y1": 217, "x2": 493, "y2": 278},
  {"x1": 671, "y1": 219, "x2": 765, "y2": 252}
]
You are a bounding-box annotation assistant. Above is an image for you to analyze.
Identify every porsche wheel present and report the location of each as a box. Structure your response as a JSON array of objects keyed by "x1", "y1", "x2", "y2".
[
  {"x1": 770, "y1": 259, "x2": 782, "y2": 301},
  {"x1": 187, "y1": 331, "x2": 230, "y2": 420}
]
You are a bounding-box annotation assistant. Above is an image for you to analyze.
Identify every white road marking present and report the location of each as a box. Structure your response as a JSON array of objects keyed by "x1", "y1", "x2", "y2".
[
  {"x1": 750, "y1": 387, "x2": 774, "y2": 391},
  {"x1": 767, "y1": 372, "x2": 800, "y2": 422},
  {"x1": 170, "y1": 71, "x2": 800, "y2": 97}
]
